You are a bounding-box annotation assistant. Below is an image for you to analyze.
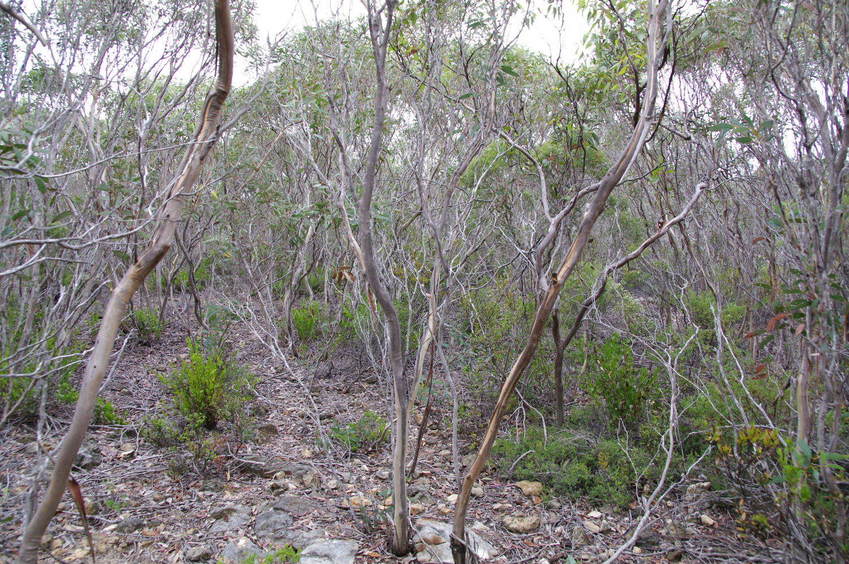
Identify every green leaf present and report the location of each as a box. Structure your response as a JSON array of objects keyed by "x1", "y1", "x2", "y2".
[
  {"x1": 706, "y1": 122, "x2": 734, "y2": 132},
  {"x1": 500, "y1": 64, "x2": 519, "y2": 77},
  {"x1": 34, "y1": 176, "x2": 49, "y2": 193},
  {"x1": 50, "y1": 210, "x2": 72, "y2": 224}
]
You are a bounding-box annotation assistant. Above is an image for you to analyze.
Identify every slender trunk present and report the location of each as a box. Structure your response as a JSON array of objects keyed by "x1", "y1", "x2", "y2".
[
  {"x1": 16, "y1": 4, "x2": 233, "y2": 561},
  {"x1": 357, "y1": 2, "x2": 409, "y2": 554},
  {"x1": 551, "y1": 311, "x2": 564, "y2": 426},
  {"x1": 450, "y1": 3, "x2": 667, "y2": 560}
]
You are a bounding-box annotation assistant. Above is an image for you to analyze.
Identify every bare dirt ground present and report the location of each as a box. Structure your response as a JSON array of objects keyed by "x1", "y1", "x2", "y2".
[{"x1": 0, "y1": 314, "x2": 777, "y2": 563}]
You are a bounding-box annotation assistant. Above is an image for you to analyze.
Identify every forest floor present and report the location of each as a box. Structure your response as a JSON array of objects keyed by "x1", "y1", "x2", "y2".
[{"x1": 0, "y1": 313, "x2": 779, "y2": 563}]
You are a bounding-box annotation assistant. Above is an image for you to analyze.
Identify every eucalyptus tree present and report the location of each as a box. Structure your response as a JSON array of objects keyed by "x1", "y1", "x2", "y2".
[
  {"x1": 0, "y1": 0, "x2": 232, "y2": 425},
  {"x1": 672, "y1": 0, "x2": 849, "y2": 558},
  {"x1": 14, "y1": 0, "x2": 235, "y2": 560},
  {"x1": 451, "y1": 1, "x2": 672, "y2": 560},
  {"x1": 391, "y1": 0, "x2": 535, "y2": 477}
]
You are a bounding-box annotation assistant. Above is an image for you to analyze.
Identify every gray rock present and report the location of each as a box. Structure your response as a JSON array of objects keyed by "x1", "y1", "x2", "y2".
[
  {"x1": 270, "y1": 495, "x2": 319, "y2": 517},
  {"x1": 299, "y1": 539, "x2": 359, "y2": 564},
  {"x1": 115, "y1": 517, "x2": 146, "y2": 534},
  {"x1": 414, "y1": 519, "x2": 496, "y2": 563},
  {"x1": 240, "y1": 454, "x2": 282, "y2": 478},
  {"x1": 209, "y1": 505, "x2": 251, "y2": 534},
  {"x1": 185, "y1": 545, "x2": 212, "y2": 562},
  {"x1": 254, "y1": 508, "x2": 294, "y2": 541},
  {"x1": 75, "y1": 446, "x2": 101, "y2": 469},
  {"x1": 219, "y1": 537, "x2": 262, "y2": 563}
]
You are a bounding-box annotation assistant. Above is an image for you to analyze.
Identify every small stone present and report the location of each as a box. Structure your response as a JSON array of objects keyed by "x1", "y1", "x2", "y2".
[
  {"x1": 471, "y1": 486, "x2": 484, "y2": 497},
  {"x1": 446, "y1": 494, "x2": 458, "y2": 504},
  {"x1": 348, "y1": 495, "x2": 371, "y2": 508},
  {"x1": 185, "y1": 545, "x2": 212, "y2": 562},
  {"x1": 300, "y1": 539, "x2": 359, "y2": 564},
  {"x1": 219, "y1": 537, "x2": 262, "y2": 563},
  {"x1": 502, "y1": 513, "x2": 541, "y2": 534},
  {"x1": 633, "y1": 546, "x2": 642, "y2": 554},
  {"x1": 587, "y1": 510, "x2": 603, "y2": 519},
  {"x1": 514, "y1": 481, "x2": 544, "y2": 497},
  {"x1": 325, "y1": 479, "x2": 339, "y2": 490},
  {"x1": 700, "y1": 514, "x2": 716, "y2": 527},
  {"x1": 421, "y1": 532, "x2": 445, "y2": 545},
  {"x1": 376, "y1": 470, "x2": 390, "y2": 480},
  {"x1": 583, "y1": 520, "x2": 601, "y2": 534}
]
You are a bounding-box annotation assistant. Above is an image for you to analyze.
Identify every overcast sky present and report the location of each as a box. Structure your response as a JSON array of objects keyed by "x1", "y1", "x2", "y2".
[{"x1": 242, "y1": 0, "x2": 588, "y2": 83}]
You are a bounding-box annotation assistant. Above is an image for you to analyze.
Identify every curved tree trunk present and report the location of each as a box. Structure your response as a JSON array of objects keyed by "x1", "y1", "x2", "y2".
[
  {"x1": 16, "y1": 3, "x2": 234, "y2": 561},
  {"x1": 357, "y1": 1, "x2": 410, "y2": 555},
  {"x1": 450, "y1": 2, "x2": 668, "y2": 562}
]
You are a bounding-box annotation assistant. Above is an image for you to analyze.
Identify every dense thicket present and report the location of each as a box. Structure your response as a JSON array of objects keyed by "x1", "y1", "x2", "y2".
[{"x1": 1, "y1": 0, "x2": 846, "y2": 561}]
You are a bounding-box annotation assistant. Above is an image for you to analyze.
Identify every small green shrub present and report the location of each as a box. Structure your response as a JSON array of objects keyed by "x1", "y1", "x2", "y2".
[
  {"x1": 330, "y1": 410, "x2": 389, "y2": 453},
  {"x1": 291, "y1": 300, "x2": 325, "y2": 342},
  {"x1": 160, "y1": 339, "x2": 254, "y2": 430},
  {"x1": 581, "y1": 334, "x2": 658, "y2": 431},
  {"x1": 56, "y1": 374, "x2": 125, "y2": 424},
  {"x1": 132, "y1": 307, "x2": 163, "y2": 344},
  {"x1": 236, "y1": 545, "x2": 300, "y2": 564},
  {"x1": 491, "y1": 427, "x2": 653, "y2": 507},
  {"x1": 174, "y1": 257, "x2": 213, "y2": 291}
]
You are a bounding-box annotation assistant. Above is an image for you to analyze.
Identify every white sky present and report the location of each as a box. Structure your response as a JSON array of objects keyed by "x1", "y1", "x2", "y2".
[{"x1": 241, "y1": 0, "x2": 588, "y2": 83}]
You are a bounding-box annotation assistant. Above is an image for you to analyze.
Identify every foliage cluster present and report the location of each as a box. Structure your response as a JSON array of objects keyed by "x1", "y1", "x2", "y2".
[{"x1": 330, "y1": 410, "x2": 389, "y2": 453}]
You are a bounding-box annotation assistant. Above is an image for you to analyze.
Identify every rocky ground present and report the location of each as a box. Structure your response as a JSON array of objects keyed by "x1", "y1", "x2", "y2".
[{"x1": 0, "y1": 317, "x2": 777, "y2": 563}]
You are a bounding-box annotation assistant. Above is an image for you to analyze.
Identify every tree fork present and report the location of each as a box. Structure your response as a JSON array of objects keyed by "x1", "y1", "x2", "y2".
[
  {"x1": 16, "y1": 2, "x2": 234, "y2": 561},
  {"x1": 450, "y1": 2, "x2": 668, "y2": 561}
]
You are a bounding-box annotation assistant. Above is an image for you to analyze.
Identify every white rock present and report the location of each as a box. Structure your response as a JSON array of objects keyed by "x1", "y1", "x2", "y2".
[
  {"x1": 514, "y1": 481, "x2": 544, "y2": 496},
  {"x1": 414, "y1": 519, "x2": 497, "y2": 563},
  {"x1": 502, "y1": 513, "x2": 541, "y2": 534},
  {"x1": 583, "y1": 520, "x2": 601, "y2": 534},
  {"x1": 300, "y1": 539, "x2": 359, "y2": 564}
]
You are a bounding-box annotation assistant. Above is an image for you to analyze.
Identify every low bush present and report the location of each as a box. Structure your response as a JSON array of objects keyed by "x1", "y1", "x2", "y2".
[
  {"x1": 132, "y1": 307, "x2": 163, "y2": 344},
  {"x1": 330, "y1": 410, "x2": 389, "y2": 453},
  {"x1": 580, "y1": 334, "x2": 658, "y2": 432},
  {"x1": 160, "y1": 338, "x2": 254, "y2": 430},
  {"x1": 291, "y1": 300, "x2": 325, "y2": 343},
  {"x1": 491, "y1": 426, "x2": 657, "y2": 507}
]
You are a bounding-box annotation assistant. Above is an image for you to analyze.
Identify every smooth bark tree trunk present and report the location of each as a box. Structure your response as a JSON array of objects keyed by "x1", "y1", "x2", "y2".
[
  {"x1": 16, "y1": 3, "x2": 234, "y2": 561},
  {"x1": 450, "y1": 2, "x2": 668, "y2": 561}
]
